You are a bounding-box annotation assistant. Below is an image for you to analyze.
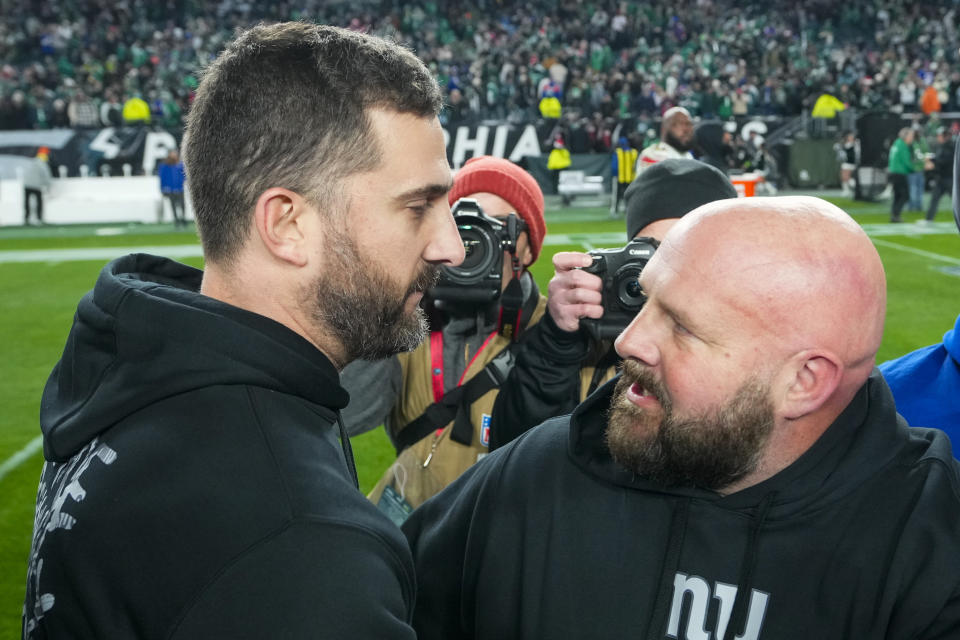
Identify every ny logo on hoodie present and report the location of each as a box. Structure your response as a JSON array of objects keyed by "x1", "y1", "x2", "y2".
[{"x1": 666, "y1": 572, "x2": 769, "y2": 640}]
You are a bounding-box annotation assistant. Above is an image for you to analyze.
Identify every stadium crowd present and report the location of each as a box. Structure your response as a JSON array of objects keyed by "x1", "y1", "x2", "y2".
[
  {"x1": 0, "y1": 0, "x2": 958, "y2": 137},
  {"x1": 20, "y1": 21, "x2": 960, "y2": 638}
]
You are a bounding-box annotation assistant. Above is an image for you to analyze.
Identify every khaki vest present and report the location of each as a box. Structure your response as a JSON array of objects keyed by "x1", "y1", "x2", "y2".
[
  {"x1": 370, "y1": 295, "x2": 547, "y2": 511},
  {"x1": 578, "y1": 364, "x2": 617, "y2": 402}
]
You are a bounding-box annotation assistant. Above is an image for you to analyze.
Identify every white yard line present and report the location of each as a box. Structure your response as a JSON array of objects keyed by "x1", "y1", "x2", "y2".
[
  {"x1": 0, "y1": 244, "x2": 203, "y2": 263},
  {"x1": 871, "y1": 238, "x2": 960, "y2": 265},
  {"x1": 0, "y1": 224, "x2": 956, "y2": 262},
  {"x1": 0, "y1": 435, "x2": 42, "y2": 483},
  {"x1": 542, "y1": 233, "x2": 625, "y2": 247}
]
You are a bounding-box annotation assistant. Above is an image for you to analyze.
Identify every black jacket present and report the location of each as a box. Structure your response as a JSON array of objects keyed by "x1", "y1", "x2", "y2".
[
  {"x1": 694, "y1": 121, "x2": 732, "y2": 175},
  {"x1": 24, "y1": 254, "x2": 415, "y2": 639},
  {"x1": 489, "y1": 312, "x2": 593, "y2": 449},
  {"x1": 933, "y1": 140, "x2": 954, "y2": 183},
  {"x1": 405, "y1": 371, "x2": 960, "y2": 639}
]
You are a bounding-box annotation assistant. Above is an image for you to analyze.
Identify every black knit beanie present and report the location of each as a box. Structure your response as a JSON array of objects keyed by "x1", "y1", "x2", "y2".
[{"x1": 625, "y1": 158, "x2": 738, "y2": 239}]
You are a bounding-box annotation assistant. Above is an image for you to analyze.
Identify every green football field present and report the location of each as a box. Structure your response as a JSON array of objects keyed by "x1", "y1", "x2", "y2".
[{"x1": 1, "y1": 195, "x2": 958, "y2": 635}]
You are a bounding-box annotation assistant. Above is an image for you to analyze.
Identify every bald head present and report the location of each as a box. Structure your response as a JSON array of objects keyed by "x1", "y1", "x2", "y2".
[
  {"x1": 661, "y1": 107, "x2": 694, "y2": 152},
  {"x1": 662, "y1": 195, "x2": 886, "y2": 392},
  {"x1": 613, "y1": 195, "x2": 886, "y2": 491},
  {"x1": 662, "y1": 106, "x2": 691, "y2": 127}
]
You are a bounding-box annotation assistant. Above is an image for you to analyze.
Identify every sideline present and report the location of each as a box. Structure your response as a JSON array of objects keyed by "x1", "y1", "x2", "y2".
[
  {"x1": 1, "y1": 224, "x2": 957, "y2": 479},
  {"x1": 0, "y1": 222, "x2": 957, "y2": 262},
  {"x1": 0, "y1": 435, "x2": 42, "y2": 483},
  {"x1": 0, "y1": 244, "x2": 203, "y2": 263}
]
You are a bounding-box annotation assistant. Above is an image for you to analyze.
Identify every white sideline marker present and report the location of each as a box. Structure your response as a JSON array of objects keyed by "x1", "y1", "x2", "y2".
[
  {"x1": 0, "y1": 435, "x2": 42, "y2": 484},
  {"x1": 871, "y1": 238, "x2": 960, "y2": 266}
]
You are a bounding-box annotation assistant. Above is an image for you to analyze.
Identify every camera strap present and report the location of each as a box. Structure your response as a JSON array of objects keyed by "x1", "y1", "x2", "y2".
[
  {"x1": 497, "y1": 271, "x2": 526, "y2": 341},
  {"x1": 393, "y1": 344, "x2": 518, "y2": 453},
  {"x1": 587, "y1": 342, "x2": 621, "y2": 396},
  {"x1": 394, "y1": 277, "x2": 540, "y2": 453}
]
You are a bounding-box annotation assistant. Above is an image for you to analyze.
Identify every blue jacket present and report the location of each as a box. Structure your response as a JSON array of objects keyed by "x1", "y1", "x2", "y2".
[
  {"x1": 880, "y1": 312, "x2": 960, "y2": 443},
  {"x1": 158, "y1": 162, "x2": 185, "y2": 194}
]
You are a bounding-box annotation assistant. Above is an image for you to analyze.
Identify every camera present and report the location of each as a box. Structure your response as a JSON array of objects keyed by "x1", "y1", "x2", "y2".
[
  {"x1": 430, "y1": 198, "x2": 526, "y2": 306},
  {"x1": 580, "y1": 237, "x2": 660, "y2": 340}
]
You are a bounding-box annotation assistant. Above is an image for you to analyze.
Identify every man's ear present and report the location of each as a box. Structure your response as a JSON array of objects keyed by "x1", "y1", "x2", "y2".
[
  {"x1": 778, "y1": 350, "x2": 843, "y2": 420},
  {"x1": 252, "y1": 188, "x2": 312, "y2": 267},
  {"x1": 519, "y1": 231, "x2": 534, "y2": 267}
]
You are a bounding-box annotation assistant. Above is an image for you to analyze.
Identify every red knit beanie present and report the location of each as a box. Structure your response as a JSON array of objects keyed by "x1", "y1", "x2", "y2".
[{"x1": 448, "y1": 156, "x2": 547, "y2": 262}]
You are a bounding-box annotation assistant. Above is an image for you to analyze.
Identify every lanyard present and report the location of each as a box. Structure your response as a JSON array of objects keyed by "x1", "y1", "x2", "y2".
[{"x1": 428, "y1": 329, "x2": 498, "y2": 404}]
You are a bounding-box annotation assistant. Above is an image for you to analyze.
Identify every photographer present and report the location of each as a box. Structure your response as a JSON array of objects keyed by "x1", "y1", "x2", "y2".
[
  {"x1": 340, "y1": 155, "x2": 548, "y2": 518},
  {"x1": 490, "y1": 159, "x2": 737, "y2": 448},
  {"x1": 920, "y1": 127, "x2": 954, "y2": 224}
]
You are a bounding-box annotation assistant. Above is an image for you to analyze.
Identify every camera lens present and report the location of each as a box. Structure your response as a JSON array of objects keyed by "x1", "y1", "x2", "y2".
[
  {"x1": 459, "y1": 229, "x2": 486, "y2": 271},
  {"x1": 614, "y1": 265, "x2": 646, "y2": 311},
  {"x1": 440, "y1": 217, "x2": 499, "y2": 286}
]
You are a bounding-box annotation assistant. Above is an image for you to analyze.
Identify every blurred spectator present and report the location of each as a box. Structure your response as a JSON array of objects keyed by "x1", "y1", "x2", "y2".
[
  {"x1": 547, "y1": 131, "x2": 571, "y2": 192},
  {"x1": 100, "y1": 90, "x2": 123, "y2": 127},
  {"x1": 122, "y1": 94, "x2": 150, "y2": 124},
  {"x1": 158, "y1": 149, "x2": 186, "y2": 228},
  {"x1": 836, "y1": 131, "x2": 860, "y2": 197},
  {"x1": 888, "y1": 127, "x2": 914, "y2": 223},
  {"x1": 0, "y1": 91, "x2": 35, "y2": 130},
  {"x1": 635, "y1": 106, "x2": 694, "y2": 174},
  {"x1": 810, "y1": 90, "x2": 846, "y2": 138},
  {"x1": 694, "y1": 120, "x2": 733, "y2": 175},
  {"x1": 610, "y1": 136, "x2": 637, "y2": 216},
  {"x1": 922, "y1": 128, "x2": 954, "y2": 224},
  {"x1": 909, "y1": 124, "x2": 928, "y2": 212},
  {"x1": 0, "y1": 0, "x2": 957, "y2": 133},
  {"x1": 67, "y1": 90, "x2": 100, "y2": 128},
  {"x1": 47, "y1": 97, "x2": 70, "y2": 128},
  {"x1": 921, "y1": 84, "x2": 942, "y2": 116},
  {"x1": 22, "y1": 147, "x2": 52, "y2": 224},
  {"x1": 899, "y1": 76, "x2": 918, "y2": 112}
]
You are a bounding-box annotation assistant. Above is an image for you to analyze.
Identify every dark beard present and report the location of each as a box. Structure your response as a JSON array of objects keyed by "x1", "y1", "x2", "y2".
[
  {"x1": 664, "y1": 129, "x2": 693, "y2": 153},
  {"x1": 605, "y1": 360, "x2": 775, "y2": 491},
  {"x1": 308, "y1": 229, "x2": 440, "y2": 363}
]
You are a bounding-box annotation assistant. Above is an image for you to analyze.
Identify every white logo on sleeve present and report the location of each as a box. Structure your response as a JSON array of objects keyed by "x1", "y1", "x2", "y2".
[{"x1": 23, "y1": 439, "x2": 117, "y2": 637}]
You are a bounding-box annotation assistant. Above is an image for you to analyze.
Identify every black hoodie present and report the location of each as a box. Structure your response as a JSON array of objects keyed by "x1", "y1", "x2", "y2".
[
  {"x1": 694, "y1": 121, "x2": 731, "y2": 175},
  {"x1": 404, "y1": 372, "x2": 960, "y2": 639},
  {"x1": 24, "y1": 254, "x2": 416, "y2": 639}
]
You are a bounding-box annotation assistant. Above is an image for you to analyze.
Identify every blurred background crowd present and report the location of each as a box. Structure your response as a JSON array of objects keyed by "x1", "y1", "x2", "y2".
[{"x1": 0, "y1": 0, "x2": 958, "y2": 140}]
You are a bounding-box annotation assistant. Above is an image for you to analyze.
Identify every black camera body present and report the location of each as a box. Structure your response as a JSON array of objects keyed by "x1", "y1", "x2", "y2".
[
  {"x1": 580, "y1": 236, "x2": 660, "y2": 340},
  {"x1": 430, "y1": 198, "x2": 525, "y2": 306}
]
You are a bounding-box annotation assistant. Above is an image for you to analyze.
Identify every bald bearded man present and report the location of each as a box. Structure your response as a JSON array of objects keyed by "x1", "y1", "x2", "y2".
[
  {"x1": 635, "y1": 106, "x2": 695, "y2": 174},
  {"x1": 403, "y1": 196, "x2": 960, "y2": 640}
]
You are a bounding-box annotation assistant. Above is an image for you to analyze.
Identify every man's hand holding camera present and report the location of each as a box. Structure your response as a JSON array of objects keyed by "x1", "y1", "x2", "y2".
[
  {"x1": 549, "y1": 239, "x2": 659, "y2": 340},
  {"x1": 547, "y1": 252, "x2": 604, "y2": 332}
]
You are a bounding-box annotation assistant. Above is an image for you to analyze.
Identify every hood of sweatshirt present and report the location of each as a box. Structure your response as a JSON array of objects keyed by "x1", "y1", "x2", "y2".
[{"x1": 40, "y1": 253, "x2": 348, "y2": 462}]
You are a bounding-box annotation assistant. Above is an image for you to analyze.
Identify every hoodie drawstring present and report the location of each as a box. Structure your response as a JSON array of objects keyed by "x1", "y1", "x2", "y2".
[
  {"x1": 646, "y1": 492, "x2": 776, "y2": 640},
  {"x1": 723, "y1": 491, "x2": 777, "y2": 640},
  {"x1": 336, "y1": 412, "x2": 359, "y2": 489},
  {"x1": 646, "y1": 497, "x2": 691, "y2": 640}
]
